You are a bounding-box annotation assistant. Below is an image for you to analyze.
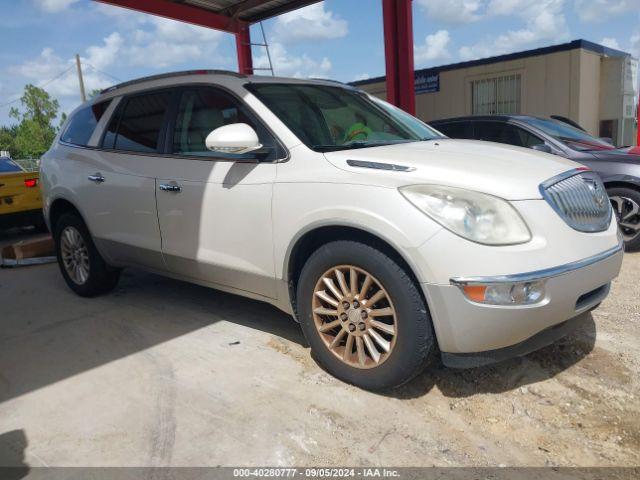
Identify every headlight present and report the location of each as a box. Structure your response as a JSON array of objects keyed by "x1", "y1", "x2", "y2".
[{"x1": 399, "y1": 185, "x2": 531, "y2": 245}]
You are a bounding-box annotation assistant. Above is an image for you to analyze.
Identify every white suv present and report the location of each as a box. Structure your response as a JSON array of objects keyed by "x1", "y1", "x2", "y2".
[{"x1": 41, "y1": 71, "x2": 623, "y2": 390}]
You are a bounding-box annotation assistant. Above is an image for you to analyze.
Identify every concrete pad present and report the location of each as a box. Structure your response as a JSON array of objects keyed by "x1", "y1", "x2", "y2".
[{"x1": 0, "y1": 243, "x2": 639, "y2": 467}]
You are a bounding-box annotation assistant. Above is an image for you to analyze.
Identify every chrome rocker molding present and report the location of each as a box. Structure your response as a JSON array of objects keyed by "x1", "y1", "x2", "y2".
[{"x1": 450, "y1": 242, "x2": 623, "y2": 286}]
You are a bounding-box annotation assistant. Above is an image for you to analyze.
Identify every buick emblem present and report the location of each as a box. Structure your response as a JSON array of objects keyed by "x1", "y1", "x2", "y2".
[{"x1": 584, "y1": 178, "x2": 605, "y2": 208}]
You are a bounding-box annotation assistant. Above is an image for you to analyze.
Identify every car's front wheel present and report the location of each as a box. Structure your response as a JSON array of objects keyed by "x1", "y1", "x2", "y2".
[
  {"x1": 54, "y1": 212, "x2": 120, "y2": 297},
  {"x1": 297, "y1": 240, "x2": 435, "y2": 390},
  {"x1": 608, "y1": 187, "x2": 640, "y2": 251}
]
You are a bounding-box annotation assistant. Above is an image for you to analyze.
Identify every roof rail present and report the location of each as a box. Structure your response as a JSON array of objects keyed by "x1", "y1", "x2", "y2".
[{"x1": 100, "y1": 69, "x2": 246, "y2": 95}]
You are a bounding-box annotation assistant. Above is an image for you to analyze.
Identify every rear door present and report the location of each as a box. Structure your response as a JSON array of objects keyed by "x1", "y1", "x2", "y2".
[
  {"x1": 154, "y1": 85, "x2": 280, "y2": 298},
  {"x1": 78, "y1": 90, "x2": 173, "y2": 270}
]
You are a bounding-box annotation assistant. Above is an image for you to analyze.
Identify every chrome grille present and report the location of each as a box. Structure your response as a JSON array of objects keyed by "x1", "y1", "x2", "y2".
[{"x1": 541, "y1": 170, "x2": 611, "y2": 233}]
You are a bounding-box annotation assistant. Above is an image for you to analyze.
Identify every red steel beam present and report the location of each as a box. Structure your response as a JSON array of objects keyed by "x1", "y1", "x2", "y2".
[
  {"x1": 94, "y1": 0, "x2": 240, "y2": 32},
  {"x1": 637, "y1": 94, "x2": 640, "y2": 146},
  {"x1": 236, "y1": 21, "x2": 254, "y2": 75},
  {"x1": 382, "y1": 0, "x2": 415, "y2": 115}
]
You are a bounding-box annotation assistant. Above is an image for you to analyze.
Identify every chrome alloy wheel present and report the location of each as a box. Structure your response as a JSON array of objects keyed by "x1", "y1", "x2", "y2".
[
  {"x1": 60, "y1": 226, "x2": 90, "y2": 285},
  {"x1": 611, "y1": 196, "x2": 640, "y2": 243},
  {"x1": 312, "y1": 265, "x2": 397, "y2": 369}
]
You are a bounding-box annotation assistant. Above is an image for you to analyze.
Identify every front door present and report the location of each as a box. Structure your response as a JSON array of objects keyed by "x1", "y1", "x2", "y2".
[{"x1": 155, "y1": 86, "x2": 281, "y2": 299}]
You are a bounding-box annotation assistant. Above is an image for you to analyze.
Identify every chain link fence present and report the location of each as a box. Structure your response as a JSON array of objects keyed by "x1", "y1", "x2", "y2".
[{"x1": 13, "y1": 159, "x2": 40, "y2": 172}]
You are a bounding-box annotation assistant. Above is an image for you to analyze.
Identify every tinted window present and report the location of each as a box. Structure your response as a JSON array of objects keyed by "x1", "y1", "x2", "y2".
[
  {"x1": 104, "y1": 91, "x2": 172, "y2": 153},
  {"x1": 433, "y1": 121, "x2": 473, "y2": 139},
  {"x1": 171, "y1": 87, "x2": 279, "y2": 160},
  {"x1": 248, "y1": 83, "x2": 427, "y2": 152},
  {"x1": 0, "y1": 158, "x2": 22, "y2": 173},
  {"x1": 474, "y1": 121, "x2": 543, "y2": 148},
  {"x1": 61, "y1": 100, "x2": 111, "y2": 146},
  {"x1": 525, "y1": 117, "x2": 614, "y2": 151}
]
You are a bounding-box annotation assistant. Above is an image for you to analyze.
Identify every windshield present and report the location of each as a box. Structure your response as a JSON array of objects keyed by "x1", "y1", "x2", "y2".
[
  {"x1": 526, "y1": 117, "x2": 615, "y2": 152},
  {"x1": 247, "y1": 83, "x2": 440, "y2": 152},
  {"x1": 369, "y1": 95, "x2": 445, "y2": 140},
  {"x1": 0, "y1": 158, "x2": 22, "y2": 173}
]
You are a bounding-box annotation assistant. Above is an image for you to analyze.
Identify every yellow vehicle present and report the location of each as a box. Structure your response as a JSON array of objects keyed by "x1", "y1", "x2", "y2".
[{"x1": 0, "y1": 157, "x2": 45, "y2": 230}]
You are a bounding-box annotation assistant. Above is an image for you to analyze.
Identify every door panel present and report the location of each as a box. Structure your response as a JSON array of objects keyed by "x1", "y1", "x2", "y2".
[
  {"x1": 156, "y1": 160, "x2": 276, "y2": 298},
  {"x1": 83, "y1": 150, "x2": 164, "y2": 270},
  {"x1": 80, "y1": 89, "x2": 173, "y2": 270},
  {"x1": 156, "y1": 86, "x2": 278, "y2": 298}
]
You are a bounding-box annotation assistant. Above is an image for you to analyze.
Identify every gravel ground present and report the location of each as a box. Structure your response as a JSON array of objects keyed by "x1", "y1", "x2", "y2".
[{"x1": 0, "y1": 228, "x2": 638, "y2": 467}]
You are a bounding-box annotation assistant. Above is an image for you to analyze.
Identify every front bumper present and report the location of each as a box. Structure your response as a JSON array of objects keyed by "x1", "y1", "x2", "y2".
[{"x1": 422, "y1": 243, "x2": 623, "y2": 362}]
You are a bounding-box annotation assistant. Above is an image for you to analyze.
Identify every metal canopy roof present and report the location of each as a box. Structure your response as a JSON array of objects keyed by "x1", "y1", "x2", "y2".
[{"x1": 161, "y1": 0, "x2": 321, "y2": 23}]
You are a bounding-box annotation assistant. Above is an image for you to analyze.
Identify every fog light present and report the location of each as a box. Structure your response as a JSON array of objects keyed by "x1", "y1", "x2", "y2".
[{"x1": 461, "y1": 281, "x2": 545, "y2": 305}]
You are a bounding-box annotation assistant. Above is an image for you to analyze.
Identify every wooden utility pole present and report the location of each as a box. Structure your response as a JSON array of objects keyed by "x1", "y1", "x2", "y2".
[{"x1": 75, "y1": 54, "x2": 86, "y2": 103}]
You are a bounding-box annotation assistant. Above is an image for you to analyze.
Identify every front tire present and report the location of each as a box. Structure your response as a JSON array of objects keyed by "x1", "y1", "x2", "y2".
[
  {"x1": 608, "y1": 187, "x2": 640, "y2": 251},
  {"x1": 54, "y1": 213, "x2": 120, "y2": 297},
  {"x1": 297, "y1": 240, "x2": 435, "y2": 390}
]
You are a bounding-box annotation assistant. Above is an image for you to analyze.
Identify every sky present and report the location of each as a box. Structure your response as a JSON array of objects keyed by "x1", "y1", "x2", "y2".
[{"x1": 1, "y1": 0, "x2": 640, "y2": 127}]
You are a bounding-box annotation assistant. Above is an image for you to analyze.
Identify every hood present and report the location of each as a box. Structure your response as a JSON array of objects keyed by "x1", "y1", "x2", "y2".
[
  {"x1": 323, "y1": 139, "x2": 580, "y2": 200},
  {"x1": 591, "y1": 149, "x2": 640, "y2": 165}
]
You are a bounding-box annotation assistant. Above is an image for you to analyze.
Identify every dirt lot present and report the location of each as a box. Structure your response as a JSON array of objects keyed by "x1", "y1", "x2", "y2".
[{"x1": 0, "y1": 228, "x2": 638, "y2": 467}]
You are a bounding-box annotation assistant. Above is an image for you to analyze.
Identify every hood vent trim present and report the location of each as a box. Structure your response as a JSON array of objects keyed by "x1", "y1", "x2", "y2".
[{"x1": 346, "y1": 159, "x2": 415, "y2": 172}]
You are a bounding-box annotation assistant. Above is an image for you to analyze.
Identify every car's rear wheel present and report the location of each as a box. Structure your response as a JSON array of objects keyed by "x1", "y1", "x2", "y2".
[
  {"x1": 54, "y1": 213, "x2": 120, "y2": 297},
  {"x1": 297, "y1": 240, "x2": 435, "y2": 390},
  {"x1": 608, "y1": 187, "x2": 640, "y2": 251}
]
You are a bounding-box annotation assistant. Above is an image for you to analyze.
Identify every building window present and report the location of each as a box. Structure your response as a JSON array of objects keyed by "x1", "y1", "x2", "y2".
[{"x1": 471, "y1": 74, "x2": 521, "y2": 115}]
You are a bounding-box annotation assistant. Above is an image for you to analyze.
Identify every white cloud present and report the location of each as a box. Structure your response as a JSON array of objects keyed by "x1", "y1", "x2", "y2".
[
  {"x1": 84, "y1": 32, "x2": 124, "y2": 70},
  {"x1": 273, "y1": 3, "x2": 348, "y2": 42},
  {"x1": 416, "y1": 0, "x2": 484, "y2": 23},
  {"x1": 415, "y1": 30, "x2": 452, "y2": 66},
  {"x1": 600, "y1": 37, "x2": 621, "y2": 50},
  {"x1": 126, "y1": 17, "x2": 224, "y2": 68},
  {"x1": 574, "y1": 0, "x2": 635, "y2": 22},
  {"x1": 459, "y1": 0, "x2": 569, "y2": 60},
  {"x1": 8, "y1": 45, "x2": 114, "y2": 99},
  {"x1": 255, "y1": 43, "x2": 331, "y2": 78},
  {"x1": 353, "y1": 73, "x2": 370, "y2": 82},
  {"x1": 34, "y1": 0, "x2": 79, "y2": 12}
]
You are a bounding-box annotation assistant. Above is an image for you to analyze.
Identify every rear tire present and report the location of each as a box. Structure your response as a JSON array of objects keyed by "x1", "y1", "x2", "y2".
[
  {"x1": 608, "y1": 187, "x2": 640, "y2": 251},
  {"x1": 54, "y1": 212, "x2": 120, "y2": 297},
  {"x1": 297, "y1": 240, "x2": 435, "y2": 390}
]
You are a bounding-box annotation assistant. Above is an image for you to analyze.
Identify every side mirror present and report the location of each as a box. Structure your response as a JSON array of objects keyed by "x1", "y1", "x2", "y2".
[
  {"x1": 531, "y1": 143, "x2": 553, "y2": 154},
  {"x1": 205, "y1": 123, "x2": 262, "y2": 155}
]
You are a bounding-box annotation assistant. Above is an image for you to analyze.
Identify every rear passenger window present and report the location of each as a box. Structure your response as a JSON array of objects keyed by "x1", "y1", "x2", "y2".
[
  {"x1": 434, "y1": 121, "x2": 473, "y2": 139},
  {"x1": 103, "y1": 91, "x2": 172, "y2": 153},
  {"x1": 61, "y1": 100, "x2": 111, "y2": 146},
  {"x1": 474, "y1": 121, "x2": 544, "y2": 148}
]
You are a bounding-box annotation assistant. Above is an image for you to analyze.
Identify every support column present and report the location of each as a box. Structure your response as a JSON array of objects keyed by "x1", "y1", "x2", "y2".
[
  {"x1": 382, "y1": 0, "x2": 415, "y2": 115},
  {"x1": 637, "y1": 95, "x2": 640, "y2": 146},
  {"x1": 236, "y1": 21, "x2": 253, "y2": 75}
]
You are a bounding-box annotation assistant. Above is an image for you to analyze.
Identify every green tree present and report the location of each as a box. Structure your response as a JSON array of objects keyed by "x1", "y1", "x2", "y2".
[
  {"x1": 0, "y1": 125, "x2": 17, "y2": 154},
  {"x1": 9, "y1": 84, "x2": 60, "y2": 158}
]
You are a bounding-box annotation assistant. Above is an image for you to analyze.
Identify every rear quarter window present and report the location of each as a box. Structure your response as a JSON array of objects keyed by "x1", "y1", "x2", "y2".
[{"x1": 61, "y1": 100, "x2": 112, "y2": 146}]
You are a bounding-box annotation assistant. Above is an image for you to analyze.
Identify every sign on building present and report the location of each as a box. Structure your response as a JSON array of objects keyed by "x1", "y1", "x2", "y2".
[{"x1": 415, "y1": 72, "x2": 439, "y2": 93}]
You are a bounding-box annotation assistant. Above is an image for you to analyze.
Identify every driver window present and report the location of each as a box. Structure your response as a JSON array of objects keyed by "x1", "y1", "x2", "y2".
[{"x1": 172, "y1": 87, "x2": 275, "y2": 159}]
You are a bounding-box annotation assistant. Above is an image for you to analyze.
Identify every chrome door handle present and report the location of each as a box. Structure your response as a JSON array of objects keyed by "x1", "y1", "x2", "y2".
[
  {"x1": 88, "y1": 174, "x2": 105, "y2": 183},
  {"x1": 159, "y1": 183, "x2": 182, "y2": 193}
]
